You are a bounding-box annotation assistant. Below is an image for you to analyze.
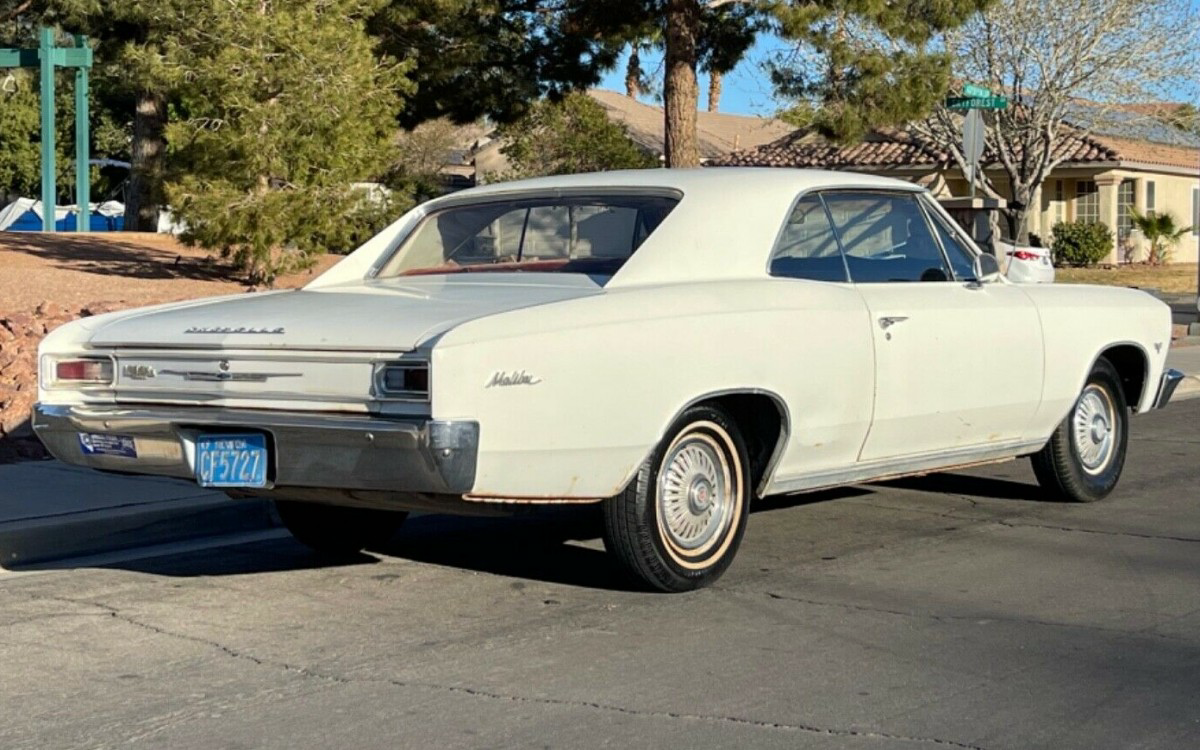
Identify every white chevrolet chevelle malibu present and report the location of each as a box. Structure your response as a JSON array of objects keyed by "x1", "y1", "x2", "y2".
[{"x1": 34, "y1": 169, "x2": 1184, "y2": 591}]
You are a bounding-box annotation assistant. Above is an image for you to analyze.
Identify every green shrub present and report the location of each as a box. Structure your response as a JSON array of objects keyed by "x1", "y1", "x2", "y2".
[{"x1": 1051, "y1": 221, "x2": 1113, "y2": 267}]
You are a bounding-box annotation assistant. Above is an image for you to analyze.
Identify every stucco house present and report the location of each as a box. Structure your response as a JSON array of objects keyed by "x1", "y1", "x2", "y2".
[{"x1": 718, "y1": 114, "x2": 1200, "y2": 264}]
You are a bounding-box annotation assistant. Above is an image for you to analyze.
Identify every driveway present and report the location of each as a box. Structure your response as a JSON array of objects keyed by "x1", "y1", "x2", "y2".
[{"x1": 1, "y1": 402, "x2": 1198, "y2": 749}]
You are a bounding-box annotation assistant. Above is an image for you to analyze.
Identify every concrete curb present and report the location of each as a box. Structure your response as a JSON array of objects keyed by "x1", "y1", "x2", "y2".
[
  {"x1": 0, "y1": 493, "x2": 277, "y2": 568},
  {"x1": 1174, "y1": 376, "x2": 1200, "y2": 402}
]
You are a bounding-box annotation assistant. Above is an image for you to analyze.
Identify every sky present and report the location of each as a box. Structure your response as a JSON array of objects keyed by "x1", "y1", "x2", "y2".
[
  {"x1": 597, "y1": 35, "x2": 791, "y2": 117},
  {"x1": 598, "y1": 2, "x2": 1200, "y2": 118}
]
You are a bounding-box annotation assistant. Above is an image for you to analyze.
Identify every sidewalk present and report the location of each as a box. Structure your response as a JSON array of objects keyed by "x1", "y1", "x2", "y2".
[
  {"x1": 0, "y1": 461, "x2": 275, "y2": 567},
  {"x1": 1166, "y1": 343, "x2": 1200, "y2": 401}
]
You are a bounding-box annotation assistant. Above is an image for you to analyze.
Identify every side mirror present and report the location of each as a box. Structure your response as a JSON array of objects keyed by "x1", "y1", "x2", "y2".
[{"x1": 974, "y1": 252, "x2": 1002, "y2": 282}]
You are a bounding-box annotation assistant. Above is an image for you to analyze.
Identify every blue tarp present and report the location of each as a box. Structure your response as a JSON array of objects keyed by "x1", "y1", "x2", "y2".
[
  {"x1": 0, "y1": 198, "x2": 126, "y2": 232},
  {"x1": 3, "y1": 209, "x2": 123, "y2": 232}
]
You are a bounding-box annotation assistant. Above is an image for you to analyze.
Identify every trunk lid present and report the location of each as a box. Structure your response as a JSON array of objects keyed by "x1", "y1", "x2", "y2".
[{"x1": 87, "y1": 274, "x2": 604, "y2": 352}]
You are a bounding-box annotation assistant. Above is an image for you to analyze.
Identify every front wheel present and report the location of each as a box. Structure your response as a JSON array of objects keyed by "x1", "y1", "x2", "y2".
[
  {"x1": 1031, "y1": 357, "x2": 1129, "y2": 503},
  {"x1": 602, "y1": 405, "x2": 751, "y2": 592},
  {"x1": 274, "y1": 500, "x2": 408, "y2": 555}
]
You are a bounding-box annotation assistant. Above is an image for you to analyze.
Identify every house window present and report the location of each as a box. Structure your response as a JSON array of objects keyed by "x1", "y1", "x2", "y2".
[
  {"x1": 1146, "y1": 180, "x2": 1156, "y2": 216},
  {"x1": 1076, "y1": 180, "x2": 1099, "y2": 224},
  {"x1": 1053, "y1": 180, "x2": 1065, "y2": 225},
  {"x1": 1117, "y1": 179, "x2": 1135, "y2": 240}
]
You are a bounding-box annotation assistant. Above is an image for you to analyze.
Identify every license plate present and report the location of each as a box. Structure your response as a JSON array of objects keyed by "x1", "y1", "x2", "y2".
[{"x1": 196, "y1": 434, "x2": 268, "y2": 488}]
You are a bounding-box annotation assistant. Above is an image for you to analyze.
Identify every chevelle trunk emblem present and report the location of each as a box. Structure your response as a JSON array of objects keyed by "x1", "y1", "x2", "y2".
[{"x1": 184, "y1": 326, "x2": 285, "y2": 334}]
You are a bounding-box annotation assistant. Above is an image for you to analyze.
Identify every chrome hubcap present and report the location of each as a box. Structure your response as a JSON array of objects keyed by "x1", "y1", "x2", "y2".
[
  {"x1": 1073, "y1": 385, "x2": 1116, "y2": 474},
  {"x1": 658, "y1": 436, "x2": 729, "y2": 552}
]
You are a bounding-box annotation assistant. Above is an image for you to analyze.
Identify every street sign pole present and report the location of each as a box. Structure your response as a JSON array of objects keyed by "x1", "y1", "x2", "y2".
[{"x1": 961, "y1": 109, "x2": 985, "y2": 199}]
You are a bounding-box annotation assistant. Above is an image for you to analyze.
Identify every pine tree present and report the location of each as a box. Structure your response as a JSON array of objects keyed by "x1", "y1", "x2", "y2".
[
  {"x1": 369, "y1": 1, "x2": 626, "y2": 127},
  {"x1": 769, "y1": 0, "x2": 988, "y2": 143},
  {"x1": 495, "y1": 92, "x2": 658, "y2": 179},
  {"x1": 162, "y1": 0, "x2": 413, "y2": 285}
]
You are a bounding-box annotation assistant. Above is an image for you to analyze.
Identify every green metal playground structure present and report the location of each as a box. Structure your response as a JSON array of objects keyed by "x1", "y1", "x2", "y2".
[{"x1": 0, "y1": 27, "x2": 93, "y2": 233}]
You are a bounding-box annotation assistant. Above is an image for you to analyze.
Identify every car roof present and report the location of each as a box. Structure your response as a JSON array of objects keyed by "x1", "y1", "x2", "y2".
[
  {"x1": 437, "y1": 167, "x2": 922, "y2": 204},
  {"x1": 407, "y1": 167, "x2": 932, "y2": 290}
]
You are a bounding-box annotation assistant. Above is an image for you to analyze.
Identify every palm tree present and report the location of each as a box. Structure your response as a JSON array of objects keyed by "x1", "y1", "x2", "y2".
[
  {"x1": 707, "y1": 69, "x2": 722, "y2": 112},
  {"x1": 1130, "y1": 209, "x2": 1194, "y2": 265}
]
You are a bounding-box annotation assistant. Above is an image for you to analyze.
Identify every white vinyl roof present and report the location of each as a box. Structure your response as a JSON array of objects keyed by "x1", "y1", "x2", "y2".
[
  {"x1": 310, "y1": 168, "x2": 929, "y2": 290},
  {"x1": 446, "y1": 167, "x2": 920, "y2": 202}
]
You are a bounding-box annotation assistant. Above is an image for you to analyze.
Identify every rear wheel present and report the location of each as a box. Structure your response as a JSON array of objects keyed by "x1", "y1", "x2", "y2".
[
  {"x1": 1031, "y1": 358, "x2": 1129, "y2": 503},
  {"x1": 602, "y1": 405, "x2": 750, "y2": 592},
  {"x1": 274, "y1": 500, "x2": 407, "y2": 555}
]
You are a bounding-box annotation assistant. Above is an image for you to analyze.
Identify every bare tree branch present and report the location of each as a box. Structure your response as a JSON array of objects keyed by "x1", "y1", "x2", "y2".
[{"x1": 924, "y1": 0, "x2": 1199, "y2": 239}]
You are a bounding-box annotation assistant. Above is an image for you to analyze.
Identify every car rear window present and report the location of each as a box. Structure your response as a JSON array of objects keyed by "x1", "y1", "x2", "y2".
[{"x1": 375, "y1": 194, "x2": 679, "y2": 280}]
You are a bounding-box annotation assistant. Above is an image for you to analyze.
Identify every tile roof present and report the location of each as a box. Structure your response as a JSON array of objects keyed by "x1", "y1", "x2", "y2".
[
  {"x1": 716, "y1": 123, "x2": 1198, "y2": 172},
  {"x1": 586, "y1": 89, "x2": 795, "y2": 161}
]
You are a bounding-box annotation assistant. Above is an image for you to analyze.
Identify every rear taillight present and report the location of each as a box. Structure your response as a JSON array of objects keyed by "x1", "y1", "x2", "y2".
[
  {"x1": 48, "y1": 357, "x2": 114, "y2": 386},
  {"x1": 1011, "y1": 250, "x2": 1040, "y2": 261}
]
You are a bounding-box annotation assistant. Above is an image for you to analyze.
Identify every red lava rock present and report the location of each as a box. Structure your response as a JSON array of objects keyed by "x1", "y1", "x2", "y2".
[
  {"x1": 0, "y1": 303, "x2": 89, "y2": 455},
  {"x1": 4, "y1": 312, "x2": 34, "y2": 332}
]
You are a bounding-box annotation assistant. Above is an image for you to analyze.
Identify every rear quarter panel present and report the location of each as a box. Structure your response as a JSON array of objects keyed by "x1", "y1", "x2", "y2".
[{"x1": 430, "y1": 280, "x2": 873, "y2": 499}]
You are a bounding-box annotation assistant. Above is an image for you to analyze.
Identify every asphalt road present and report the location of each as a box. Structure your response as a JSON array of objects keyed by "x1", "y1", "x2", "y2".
[{"x1": 3, "y1": 402, "x2": 1199, "y2": 750}]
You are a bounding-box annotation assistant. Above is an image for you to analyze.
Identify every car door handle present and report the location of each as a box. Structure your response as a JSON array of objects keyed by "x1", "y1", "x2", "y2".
[{"x1": 878, "y1": 316, "x2": 909, "y2": 330}]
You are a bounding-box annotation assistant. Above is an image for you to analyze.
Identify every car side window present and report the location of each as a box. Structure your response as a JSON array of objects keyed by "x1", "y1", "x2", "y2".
[
  {"x1": 923, "y1": 204, "x2": 978, "y2": 281},
  {"x1": 822, "y1": 192, "x2": 952, "y2": 283},
  {"x1": 768, "y1": 195, "x2": 849, "y2": 282}
]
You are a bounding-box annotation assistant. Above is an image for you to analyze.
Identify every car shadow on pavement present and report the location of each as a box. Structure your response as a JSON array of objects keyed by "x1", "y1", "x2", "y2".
[
  {"x1": 876, "y1": 472, "x2": 1053, "y2": 502},
  {"x1": 69, "y1": 489, "x2": 879, "y2": 590},
  {"x1": 47, "y1": 474, "x2": 1044, "y2": 588}
]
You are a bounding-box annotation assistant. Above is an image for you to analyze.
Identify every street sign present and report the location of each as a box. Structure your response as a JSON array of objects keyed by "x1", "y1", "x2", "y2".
[
  {"x1": 962, "y1": 109, "x2": 985, "y2": 198},
  {"x1": 946, "y1": 96, "x2": 1008, "y2": 110},
  {"x1": 963, "y1": 83, "x2": 992, "y2": 98}
]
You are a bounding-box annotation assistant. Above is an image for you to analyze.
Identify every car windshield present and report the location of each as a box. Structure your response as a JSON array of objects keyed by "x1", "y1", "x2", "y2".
[{"x1": 375, "y1": 194, "x2": 679, "y2": 279}]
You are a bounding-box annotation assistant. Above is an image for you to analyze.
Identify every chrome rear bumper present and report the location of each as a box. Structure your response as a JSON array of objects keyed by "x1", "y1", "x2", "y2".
[
  {"x1": 32, "y1": 403, "x2": 478, "y2": 494},
  {"x1": 1152, "y1": 369, "x2": 1185, "y2": 410}
]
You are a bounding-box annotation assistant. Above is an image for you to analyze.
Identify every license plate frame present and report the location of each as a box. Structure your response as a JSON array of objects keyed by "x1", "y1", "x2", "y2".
[{"x1": 195, "y1": 433, "x2": 269, "y2": 488}]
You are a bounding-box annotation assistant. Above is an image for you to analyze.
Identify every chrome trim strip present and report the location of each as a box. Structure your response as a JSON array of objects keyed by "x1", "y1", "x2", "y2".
[
  {"x1": 1153, "y1": 368, "x2": 1185, "y2": 410},
  {"x1": 767, "y1": 439, "x2": 1044, "y2": 496},
  {"x1": 32, "y1": 403, "x2": 477, "y2": 495}
]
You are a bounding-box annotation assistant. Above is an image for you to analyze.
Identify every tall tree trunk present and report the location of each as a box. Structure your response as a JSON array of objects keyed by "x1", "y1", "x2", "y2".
[
  {"x1": 663, "y1": 0, "x2": 701, "y2": 167},
  {"x1": 707, "y1": 70, "x2": 722, "y2": 112},
  {"x1": 125, "y1": 92, "x2": 166, "y2": 232},
  {"x1": 625, "y1": 45, "x2": 641, "y2": 98}
]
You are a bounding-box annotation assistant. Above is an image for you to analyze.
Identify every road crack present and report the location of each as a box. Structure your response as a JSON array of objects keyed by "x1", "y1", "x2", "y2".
[
  {"x1": 845, "y1": 500, "x2": 1200, "y2": 544},
  {"x1": 729, "y1": 589, "x2": 1194, "y2": 644},
  {"x1": 19, "y1": 594, "x2": 988, "y2": 749},
  {"x1": 994, "y1": 520, "x2": 1200, "y2": 544}
]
